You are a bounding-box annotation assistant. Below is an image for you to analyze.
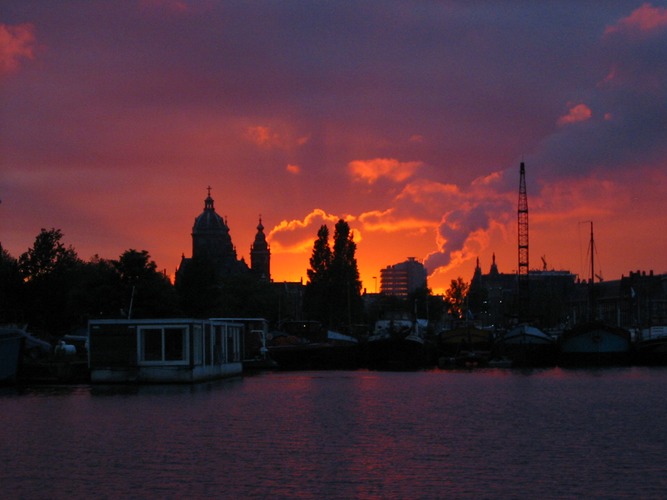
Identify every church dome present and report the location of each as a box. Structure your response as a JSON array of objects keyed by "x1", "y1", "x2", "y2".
[
  {"x1": 193, "y1": 192, "x2": 228, "y2": 235},
  {"x1": 191, "y1": 188, "x2": 236, "y2": 263}
]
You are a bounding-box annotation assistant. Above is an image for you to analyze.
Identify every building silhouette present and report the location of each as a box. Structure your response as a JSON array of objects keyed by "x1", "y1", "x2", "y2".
[
  {"x1": 380, "y1": 257, "x2": 427, "y2": 297},
  {"x1": 176, "y1": 188, "x2": 269, "y2": 284},
  {"x1": 567, "y1": 270, "x2": 667, "y2": 333},
  {"x1": 250, "y1": 217, "x2": 271, "y2": 281},
  {"x1": 469, "y1": 254, "x2": 578, "y2": 329}
]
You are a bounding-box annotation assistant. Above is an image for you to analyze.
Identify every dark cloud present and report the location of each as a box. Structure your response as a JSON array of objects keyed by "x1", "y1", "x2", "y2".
[{"x1": 530, "y1": 3, "x2": 667, "y2": 179}]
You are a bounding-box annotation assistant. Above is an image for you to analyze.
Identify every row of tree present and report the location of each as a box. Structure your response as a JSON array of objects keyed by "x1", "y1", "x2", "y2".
[
  {"x1": 303, "y1": 220, "x2": 363, "y2": 329},
  {"x1": 0, "y1": 229, "x2": 179, "y2": 339}
]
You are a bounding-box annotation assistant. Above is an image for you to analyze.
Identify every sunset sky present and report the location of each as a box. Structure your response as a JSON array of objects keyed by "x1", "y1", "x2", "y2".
[{"x1": 2, "y1": 1, "x2": 666, "y2": 294}]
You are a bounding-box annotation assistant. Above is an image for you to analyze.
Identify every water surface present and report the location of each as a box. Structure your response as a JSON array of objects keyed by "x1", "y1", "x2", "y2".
[{"x1": 2, "y1": 367, "x2": 666, "y2": 499}]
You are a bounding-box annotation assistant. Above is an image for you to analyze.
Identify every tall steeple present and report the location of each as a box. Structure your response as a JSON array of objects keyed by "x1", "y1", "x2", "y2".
[
  {"x1": 250, "y1": 215, "x2": 271, "y2": 281},
  {"x1": 489, "y1": 253, "x2": 499, "y2": 276}
]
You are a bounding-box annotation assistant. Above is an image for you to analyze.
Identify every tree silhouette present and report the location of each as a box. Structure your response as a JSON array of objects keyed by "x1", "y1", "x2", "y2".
[
  {"x1": 0, "y1": 243, "x2": 24, "y2": 324},
  {"x1": 18, "y1": 228, "x2": 79, "y2": 281},
  {"x1": 329, "y1": 219, "x2": 362, "y2": 329},
  {"x1": 18, "y1": 228, "x2": 82, "y2": 337},
  {"x1": 114, "y1": 249, "x2": 177, "y2": 318},
  {"x1": 444, "y1": 277, "x2": 469, "y2": 319},
  {"x1": 304, "y1": 225, "x2": 331, "y2": 323},
  {"x1": 304, "y1": 220, "x2": 362, "y2": 330}
]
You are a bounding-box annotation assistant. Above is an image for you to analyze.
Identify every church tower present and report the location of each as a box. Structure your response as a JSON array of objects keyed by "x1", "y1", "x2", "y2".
[
  {"x1": 250, "y1": 216, "x2": 271, "y2": 281},
  {"x1": 191, "y1": 187, "x2": 238, "y2": 268},
  {"x1": 176, "y1": 187, "x2": 248, "y2": 286}
]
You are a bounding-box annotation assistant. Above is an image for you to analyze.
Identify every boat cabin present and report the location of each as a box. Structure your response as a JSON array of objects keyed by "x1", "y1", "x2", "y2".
[{"x1": 88, "y1": 318, "x2": 243, "y2": 383}]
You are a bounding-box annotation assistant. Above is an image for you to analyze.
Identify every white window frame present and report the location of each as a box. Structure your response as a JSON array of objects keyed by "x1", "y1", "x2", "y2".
[{"x1": 137, "y1": 325, "x2": 190, "y2": 365}]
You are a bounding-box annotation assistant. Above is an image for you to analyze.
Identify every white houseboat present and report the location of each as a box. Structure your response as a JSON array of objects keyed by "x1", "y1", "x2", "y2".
[{"x1": 88, "y1": 318, "x2": 243, "y2": 383}]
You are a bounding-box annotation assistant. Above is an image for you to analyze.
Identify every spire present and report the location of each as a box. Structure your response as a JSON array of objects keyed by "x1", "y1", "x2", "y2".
[
  {"x1": 251, "y1": 214, "x2": 271, "y2": 281},
  {"x1": 490, "y1": 252, "x2": 499, "y2": 275},
  {"x1": 204, "y1": 185, "x2": 214, "y2": 211},
  {"x1": 472, "y1": 256, "x2": 482, "y2": 284},
  {"x1": 252, "y1": 215, "x2": 268, "y2": 249}
]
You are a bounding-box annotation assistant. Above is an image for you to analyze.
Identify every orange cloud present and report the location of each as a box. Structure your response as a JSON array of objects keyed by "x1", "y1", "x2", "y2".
[
  {"x1": 557, "y1": 103, "x2": 593, "y2": 126},
  {"x1": 358, "y1": 208, "x2": 435, "y2": 233},
  {"x1": 605, "y1": 3, "x2": 667, "y2": 36},
  {"x1": 0, "y1": 23, "x2": 36, "y2": 75},
  {"x1": 245, "y1": 124, "x2": 310, "y2": 150},
  {"x1": 286, "y1": 164, "x2": 301, "y2": 175},
  {"x1": 348, "y1": 158, "x2": 422, "y2": 184},
  {"x1": 533, "y1": 175, "x2": 625, "y2": 223},
  {"x1": 268, "y1": 208, "x2": 341, "y2": 252}
]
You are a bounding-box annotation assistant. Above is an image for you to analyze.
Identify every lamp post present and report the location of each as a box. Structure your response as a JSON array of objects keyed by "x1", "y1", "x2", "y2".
[{"x1": 373, "y1": 276, "x2": 377, "y2": 294}]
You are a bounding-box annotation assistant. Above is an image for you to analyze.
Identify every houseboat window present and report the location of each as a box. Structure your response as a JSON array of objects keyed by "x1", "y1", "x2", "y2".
[
  {"x1": 164, "y1": 328, "x2": 185, "y2": 361},
  {"x1": 193, "y1": 326, "x2": 202, "y2": 365},
  {"x1": 214, "y1": 330, "x2": 222, "y2": 364},
  {"x1": 227, "y1": 330, "x2": 234, "y2": 363},
  {"x1": 204, "y1": 329, "x2": 212, "y2": 365},
  {"x1": 139, "y1": 326, "x2": 188, "y2": 363},
  {"x1": 143, "y1": 328, "x2": 163, "y2": 361}
]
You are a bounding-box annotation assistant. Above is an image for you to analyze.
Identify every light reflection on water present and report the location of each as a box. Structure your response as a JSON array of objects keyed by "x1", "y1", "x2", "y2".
[{"x1": 2, "y1": 367, "x2": 667, "y2": 499}]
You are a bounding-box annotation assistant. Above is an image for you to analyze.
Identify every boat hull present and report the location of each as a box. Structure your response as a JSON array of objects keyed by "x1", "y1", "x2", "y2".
[
  {"x1": 437, "y1": 326, "x2": 493, "y2": 368},
  {"x1": 559, "y1": 322, "x2": 631, "y2": 366},
  {"x1": 0, "y1": 333, "x2": 23, "y2": 384},
  {"x1": 495, "y1": 326, "x2": 557, "y2": 367},
  {"x1": 268, "y1": 343, "x2": 361, "y2": 370},
  {"x1": 364, "y1": 337, "x2": 431, "y2": 371},
  {"x1": 634, "y1": 337, "x2": 667, "y2": 365},
  {"x1": 499, "y1": 343, "x2": 557, "y2": 367}
]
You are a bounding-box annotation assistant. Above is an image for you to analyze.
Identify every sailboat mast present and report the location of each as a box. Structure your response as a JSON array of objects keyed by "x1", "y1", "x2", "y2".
[
  {"x1": 518, "y1": 162, "x2": 529, "y2": 319},
  {"x1": 590, "y1": 221, "x2": 594, "y2": 285},
  {"x1": 589, "y1": 221, "x2": 595, "y2": 321}
]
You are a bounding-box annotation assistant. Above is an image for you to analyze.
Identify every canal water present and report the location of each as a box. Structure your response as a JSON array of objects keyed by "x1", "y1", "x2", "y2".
[{"x1": 2, "y1": 367, "x2": 667, "y2": 499}]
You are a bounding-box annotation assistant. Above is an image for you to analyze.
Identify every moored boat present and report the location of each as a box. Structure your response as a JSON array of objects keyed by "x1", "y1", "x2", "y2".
[
  {"x1": 89, "y1": 318, "x2": 244, "y2": 383},
  {"x1": 365, "y1": 318, "x2": 430, "y2": 370},
  {"x1": 558, "y1": 222, "x2": 631, "y2": 366},
  {"x1": 437, "y1": 324, "x2": 493, "y2": 368},
  {"x1": 0, "y1": 328, "x2": 24, "y2": 384},
  {"x1": 495, "y1": 324, "x2": 557, "y2": 367},
  {"x1": 634, "y1": 326, "x2": 667, "y2": 365},
  {"x1": 267, "y1": 321, "x2": 361, "y2": 370},
  {"x1": 558, "y1": 321, "x2": 631, "y2": 366}
]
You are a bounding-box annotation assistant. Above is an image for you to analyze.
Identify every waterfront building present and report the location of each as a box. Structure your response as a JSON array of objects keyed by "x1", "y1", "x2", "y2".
[
  {"x1": 468, "y1": 254, "x2": 577, "y2": 329},
  {"x1": 379, "y1": 257, "x2": 427, "y2": 297},
  {"x1": 568, "y1": 270, "x2": 667, "y2": 332},
  {"x1": 468, "y1": 254, "x2": 517, "y2": 327}
]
